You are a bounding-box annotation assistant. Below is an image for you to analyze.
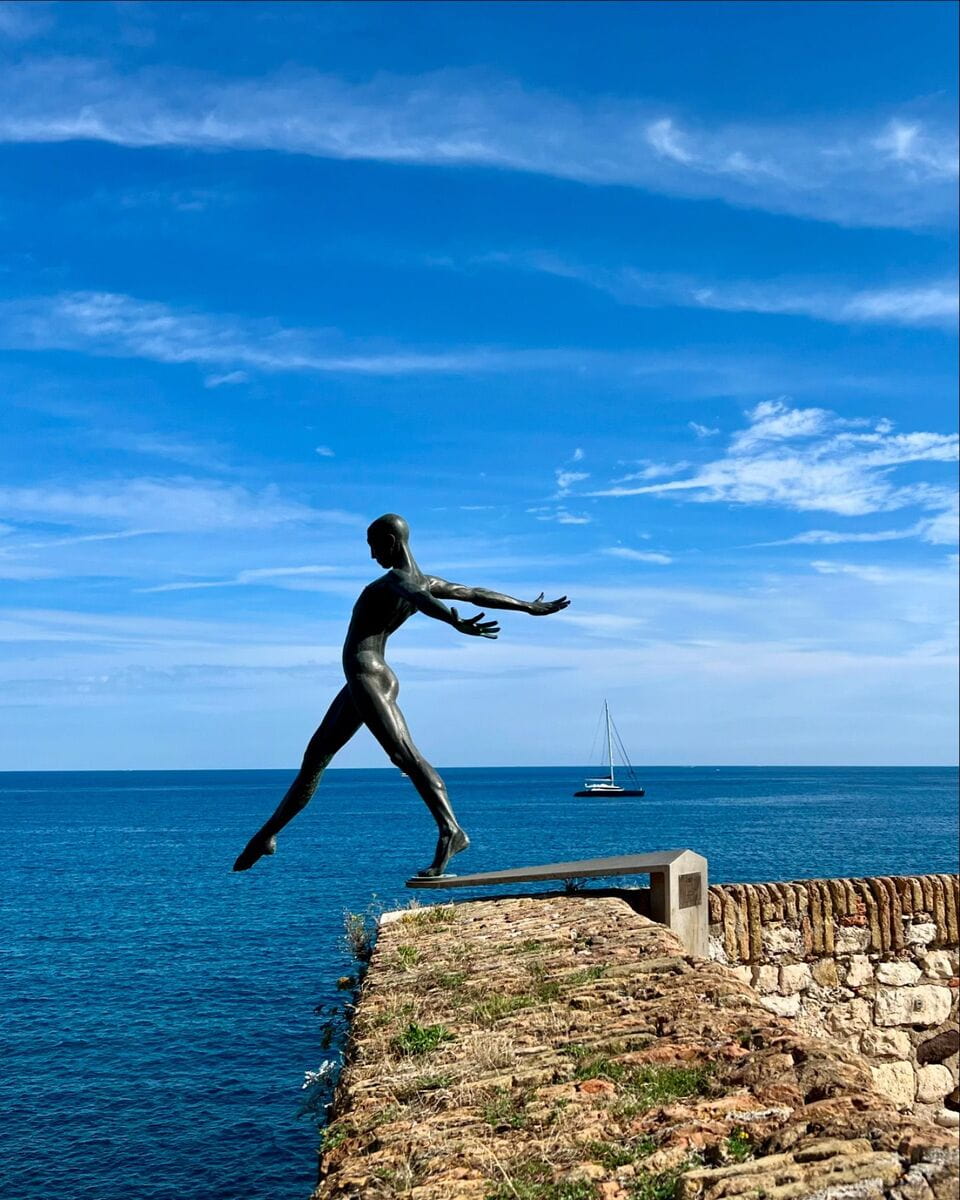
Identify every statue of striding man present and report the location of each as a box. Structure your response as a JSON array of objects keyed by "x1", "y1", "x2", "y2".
[{"x1": 233, "y1": 513, "x2": 570, "y2": 878}]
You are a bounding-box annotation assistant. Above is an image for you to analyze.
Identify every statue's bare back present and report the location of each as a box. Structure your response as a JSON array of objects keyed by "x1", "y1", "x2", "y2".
[{"x1": 233, "y1": 513, "x2": 569, "y2": 878}]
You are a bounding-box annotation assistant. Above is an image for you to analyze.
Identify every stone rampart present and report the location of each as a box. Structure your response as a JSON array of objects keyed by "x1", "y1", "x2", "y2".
[
  {"x1": 708, "y1": 875, "x2": 959, "y2": 1117},
  {"x1": 314, "y1": 894, "x2": 957, "y2": 1200}
]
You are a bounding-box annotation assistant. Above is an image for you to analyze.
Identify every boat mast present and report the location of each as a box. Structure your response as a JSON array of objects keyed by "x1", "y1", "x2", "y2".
[{"x1": 605, "y1": 700, "x2": 615, "y2": 784}]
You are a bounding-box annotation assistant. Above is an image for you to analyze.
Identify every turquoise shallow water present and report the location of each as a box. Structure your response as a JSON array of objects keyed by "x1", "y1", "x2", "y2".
[{"x1": 2, "y1": 766, "x2": 958, "y2": 1199}]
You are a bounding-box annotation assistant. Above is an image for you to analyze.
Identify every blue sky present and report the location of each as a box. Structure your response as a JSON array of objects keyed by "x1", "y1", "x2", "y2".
[{"x1": 1, "y1": 1, "x2": 957, "y2": 769}]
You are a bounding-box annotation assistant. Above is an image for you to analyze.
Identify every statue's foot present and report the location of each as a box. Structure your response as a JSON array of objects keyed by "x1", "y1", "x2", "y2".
[
  {"x1": 232, "y1": 832, "x2": 277, "y2": 872},
  {"x1": 417, "y1": 827, "x2": 469, "y2": 878}
]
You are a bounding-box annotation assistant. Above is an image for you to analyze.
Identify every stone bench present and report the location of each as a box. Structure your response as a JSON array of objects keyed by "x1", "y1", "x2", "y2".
[{"x1": 407, "y1": 849, "x2": 708, "y2": 957}]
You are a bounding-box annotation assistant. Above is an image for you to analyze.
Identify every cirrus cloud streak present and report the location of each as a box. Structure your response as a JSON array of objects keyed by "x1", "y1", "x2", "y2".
[{"x1": 0, "y1": 57, "x2": 956, "y2": 228}]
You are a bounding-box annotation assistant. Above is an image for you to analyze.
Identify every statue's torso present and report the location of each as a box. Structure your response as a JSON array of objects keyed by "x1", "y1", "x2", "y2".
[{"x1": 343, "y1": 572, "x2": 417, "y2": 667}]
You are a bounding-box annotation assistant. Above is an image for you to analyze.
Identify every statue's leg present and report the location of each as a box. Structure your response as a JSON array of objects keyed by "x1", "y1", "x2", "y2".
[
  {"x1": 232, "y1": 686, "x2": 361, "y2": 871},
  {"x1": 348, "y1": 669, "x2": 469, "y2": 877}
]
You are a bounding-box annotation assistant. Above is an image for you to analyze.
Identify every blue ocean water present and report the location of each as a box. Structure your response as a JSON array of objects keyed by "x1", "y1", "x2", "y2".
[{"x1": 2, "y1": 766, "x2": 957, "y2": 1200}]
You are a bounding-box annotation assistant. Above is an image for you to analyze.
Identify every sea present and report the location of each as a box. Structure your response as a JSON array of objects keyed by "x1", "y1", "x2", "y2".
[{"x1": 2, "y1": 766, "x2": 958, "y2": 1200}]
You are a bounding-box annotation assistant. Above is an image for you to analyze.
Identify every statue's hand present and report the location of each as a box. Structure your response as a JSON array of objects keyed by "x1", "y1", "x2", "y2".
[
  {"x1": 451, "y1": 607, "x2": 500, "y2": 639},
  {"x1": 527, "y1": 592, "x2": 570, "y2": 616}
]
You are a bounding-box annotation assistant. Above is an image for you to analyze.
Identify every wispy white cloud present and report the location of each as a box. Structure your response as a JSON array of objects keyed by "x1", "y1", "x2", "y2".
[
  {"x1": 693, "y1": 281, "x2": 957, "y2": 329},
  {"x1": 766, "y1": 499, "x2": 959, "y2": 548},
  {"x1": 601, "y1": 547, "x2": 672, "y2": 565},
  {"x1": 0, "y1": 477, "x2": 363, "y2": 532},
  {"x1": 0, "y1": 290, "x2": 540, "y2": 376},
  {"x1": 553, "y1": 449, "x2": 590, "y2": 498},
  {"x1": 140, "y1": 565, "x2": 342, "y2": 593},
  {"x1": 111, "y1": 185, "x2": 222, "y2": 213},
  {"x1": 915, "y1": 506, "x2": 960, "y2": 546},
  {"x1": 501, "y1": 254, "x2": 959, "y2": 330},
  {"x1": 613, "y1": 461, "x2": 688, "y2": 484},
  {"x1": 20, "y1": 528, "x2": 160, "y2": 550},
  {"x1": 531, "y1": 451, "x2": 595, "y2": 524},
  {"x1": 555, "y1": 470, "x2": 590, "y2": 494},
  {"x1": 528, "y1": 505, "x2": 592, "y2": 526},
  {"x1": 730, "y1": 398, "x2": 835, "y2": 451},
  {"x1": 314, "y1": 445, "x2": 335, "y2": 458},
  {"x1": 874, "y1": 119, "x2": 959, "y2": 176},
  {"x1": 0, "y1": 563, "x2": 59, "y2": 580},
  {"x1": 588, "y1": 399, "x2": 958, "y2": 531},
  {"x1": 0, "y1": 289, "x2": 923, "y2": 396},
  {"x1": 810, "y1": 558, "x2": 960, "y2": 587},
  {"x1": 204, "y1": 370, "x2": 248, "y2": 388},
  {"x1": 689, "y1": 422, "x2": 719, "y2": 439},
  {"x1": 765, "y1": 528, "x2": 913, "y2": 547},
  {"x1": 0, "y1": 58, "x2": 955, "y2": 227},
  {"x1": 810, "y1": 560, "x2": 901, "y2": 584},
  {"x1": 645, "y1": 117, "x2": 695, "y2": 166},
  {"x1": 98, "y1": 430, "x2": 231, "y2": 471}
]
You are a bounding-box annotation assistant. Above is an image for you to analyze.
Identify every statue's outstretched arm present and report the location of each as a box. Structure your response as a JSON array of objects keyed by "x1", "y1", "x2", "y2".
[
  {"x1": 428, "y1": 578, "x2": 569, "y2": 616},
  {"x1": 390, "y1": 571, "x2": 500, "y2": 639}
]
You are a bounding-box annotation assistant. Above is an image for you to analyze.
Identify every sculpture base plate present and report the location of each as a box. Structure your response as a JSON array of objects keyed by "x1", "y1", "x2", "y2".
[
  {"x1": 401, "y1": 850, "x2": 709, "y2": 958},
  {"x1": 405, "y1": 851, "x2": 698, "y2": 890}
]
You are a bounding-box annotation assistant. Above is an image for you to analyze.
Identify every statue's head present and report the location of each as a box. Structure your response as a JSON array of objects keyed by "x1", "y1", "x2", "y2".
[{"x1": 367, "y1": 513, "x2": 410, "y2": 567}]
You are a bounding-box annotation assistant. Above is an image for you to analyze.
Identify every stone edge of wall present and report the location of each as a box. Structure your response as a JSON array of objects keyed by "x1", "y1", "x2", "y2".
[{"x1": 708, "y1": 874, "x2": 959, "y2": 962}]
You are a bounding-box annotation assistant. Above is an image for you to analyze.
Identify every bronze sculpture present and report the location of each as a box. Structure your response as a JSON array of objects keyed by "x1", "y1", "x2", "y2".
[{"x1": 233, "y1": 514, "x2": 570, "y2": 877}]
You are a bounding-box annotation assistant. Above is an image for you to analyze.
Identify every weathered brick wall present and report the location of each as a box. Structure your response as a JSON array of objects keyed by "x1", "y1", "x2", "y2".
[{"x1": 708, "y1": 875, "x2": 959, "y2": 1118}]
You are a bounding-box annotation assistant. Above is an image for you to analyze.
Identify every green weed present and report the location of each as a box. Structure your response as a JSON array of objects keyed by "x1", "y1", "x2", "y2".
[
  {"x1": 485, "y1": 1159, "x2": 597, "y2": 1200},
  {"x1": 565, "y1": 1048, "x2": 712, "y2": 1113},
  {"x1": 625, "y1": 1064, "x2": 712, "y2": 1109},
  {"x1": 471, "y1": 992, "x2": 536, "y2": 1026},
  {"x1": 414, "y1": 1073, "x2": 453, "y2": 1090},
  {"x1": 482, "y1": 1087, "x2": 529, "y2": 1130},
  {"x1": 342, "y1": 910, "x2": 377, "y2": 962},
  {"x1": 566, "y1": 965, "x2": 607, "y2": 985},
  {"x1": 585, "y1": 1138, "x2": 656, "y2": 1169},
  {"x1": 394, "y1": 944, "x2": 419, "y2": 969},
  {"x1": 628, "y1": 1157, "x2": 704, "y2": 1200},
  {"x1": 428, "y1": 969, "x2": 467, "y2": 990},
  {"x1": 629, "y1": 1172, "x2": 683, "y2": 1200},
  {"x1": 392, "y1": 1021, "x2": 455, "y2": 1056},
  {"x1": 320, "y1": 1121, "x2": 353, "y2": 1153},
  {"x1": 511, "y1": 939, "x2": 546, "y2": 954},
  {"x1": 724, "y1": 1129, "x2": 753, "y2": 1163},
  {"x1": 367, "y1": 1000, "x2": 415, "y2": 1030},
  {"x1": 565, "y1": 1044, "x2": 629, "y2": 1083},
  {"x1": 403, "y1": 905, "x2": 456, "y2": 927}
]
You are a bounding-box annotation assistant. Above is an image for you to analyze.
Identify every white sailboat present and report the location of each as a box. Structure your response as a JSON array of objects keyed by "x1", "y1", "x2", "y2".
[{"x1": 574, "y1": 700, "x2": 646, "y2": 797}]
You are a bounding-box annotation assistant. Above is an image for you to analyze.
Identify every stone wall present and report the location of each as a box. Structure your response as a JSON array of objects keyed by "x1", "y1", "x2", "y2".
[
  {"x1": 314, "y1": 894, "x2": 957, "y2": 1200},
  {"x1": 708, "y1": 875, "x2": 959, "y2": 1120}
]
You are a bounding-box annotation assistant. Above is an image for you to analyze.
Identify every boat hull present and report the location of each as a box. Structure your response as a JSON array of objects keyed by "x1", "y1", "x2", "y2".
[{"x1": 574, "y1": 787, "x2": 645, "y2": 797}]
